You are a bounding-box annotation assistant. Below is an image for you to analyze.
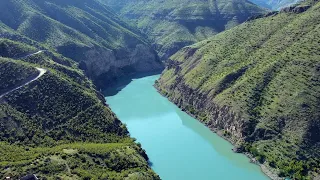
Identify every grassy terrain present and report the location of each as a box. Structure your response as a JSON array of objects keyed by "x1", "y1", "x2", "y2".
[
  {"x1": 0, "y1": 0, "x2": 163, "y2": 86},
  {"x1": 101, "y1": 0, "x2": 266, "y2": 60},
  {"x1": 0, "y1": 142, "x2": 157, "y2": 179},
  {"x1": 0, "y1": 59, "x2": 38, "y2": 93},
  {"x1": 0, "y1": 39, "x2": 37, "y2": 58},
  {"x1": 0, "y1": 38, "x2": 159, "y2": 179},
  {"x1": 0, "y1": 0, "x2": 143, "y2": 52},
  {"x1": 157, "y1": 0, "x2": 320, "y2": 179},
  {"x1": 0, "y1": 1, "x2": 162, "y2": 178}
]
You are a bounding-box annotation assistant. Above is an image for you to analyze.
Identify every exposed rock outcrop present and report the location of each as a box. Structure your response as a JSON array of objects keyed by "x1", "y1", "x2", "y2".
[
  {"x1": 76, "y1": 44, "x2": 163, "y2": 88},
  {"x1": 155, "y1": 74, "x2": 248, "y2": 144},
  {"x1": 280, "y1": 5, "x2": 311, "y2": 13},
  {"x1": 80, "y1": 44, "x2": 163, "y2": 79}
]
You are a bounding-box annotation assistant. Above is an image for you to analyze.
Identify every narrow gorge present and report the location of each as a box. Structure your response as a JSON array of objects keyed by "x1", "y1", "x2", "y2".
[
  {"x1": 0, "y1": 0, "x2": 319, "y2": 179},
  {"x1": 156, "y1": 1, "x2": 320, "y2": 179}
]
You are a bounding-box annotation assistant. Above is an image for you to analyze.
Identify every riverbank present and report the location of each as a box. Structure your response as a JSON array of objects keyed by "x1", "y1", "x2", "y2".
[
  {"x1": 106, "y1": 75, "x2": 269, "y2": 180},
  {"x1": 154, "y1": 83, "x2": 280, "y2": 180}
]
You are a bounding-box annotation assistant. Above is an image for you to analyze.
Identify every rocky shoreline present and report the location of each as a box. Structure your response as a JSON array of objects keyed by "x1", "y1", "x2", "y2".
[{"x1": 154, "y1": 84, "x2": 281, "y2": 180}]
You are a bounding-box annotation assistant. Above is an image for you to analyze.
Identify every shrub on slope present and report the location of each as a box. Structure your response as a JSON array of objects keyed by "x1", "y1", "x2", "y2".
[
  {"x1": 157, "y1": 1, "x2": 320, "y2": 179},
  {"x1": 101, "y1": 0, "x2": 266, "y2": 60},
  {"x1": 0, "y1": 39, "x2": 159, "y2": 179}
]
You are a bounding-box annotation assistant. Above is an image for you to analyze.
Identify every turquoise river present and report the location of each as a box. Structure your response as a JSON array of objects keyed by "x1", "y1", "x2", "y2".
[{"x1": 105, "y1": 75, "x2": 269, "y2": 180}]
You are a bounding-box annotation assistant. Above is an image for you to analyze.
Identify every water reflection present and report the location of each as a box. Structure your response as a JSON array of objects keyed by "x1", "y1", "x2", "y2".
[
  {"x1": 103, "y1": 70, "x2": 163, "y2": 96},
  {"x1": 175, "y1": 108, "x2": 260, "y2": 171},
  {"x1": 106, "y1": 75, "x2": 269, "y2": 180}
]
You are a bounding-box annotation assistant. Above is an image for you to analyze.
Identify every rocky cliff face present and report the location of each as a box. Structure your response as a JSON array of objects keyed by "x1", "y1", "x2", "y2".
[
  {"x1": 155, "y1": 63, "x2": 247, "y2": 144},
  {"x1": 71, "y1": 44, "x2": 163, "y2": 87}
]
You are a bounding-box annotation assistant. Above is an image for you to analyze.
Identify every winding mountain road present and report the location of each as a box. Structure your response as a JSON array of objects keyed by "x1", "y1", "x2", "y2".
[
  {"x1": 0, "y1": 68, "x2": 47, "y2": 99},
  {"x1": 0, "y1": 51, "x2": 47, "y2": 99},
  {"x1": 22, "y1": 50, "x2": 44, "y2": 59}
]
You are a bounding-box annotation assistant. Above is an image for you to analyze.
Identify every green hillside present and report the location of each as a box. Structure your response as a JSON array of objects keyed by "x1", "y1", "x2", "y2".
[
  {"x1": 0, "y1": 39, "x2": 159, "y2": 179},
  {"x1": 0, "y1": 0, "x2": 163, "y2": 87},
  {"x1": 156, "y1": 0, "x2": 320, "y2": 179},
  {"x1": 0, "y1": 1, "x2": 162, "y2": 178},
  {"x1": 0, "y1": 60, "x2": 38, "y2": 93},
  {"x1": 101, "y1": 0, "x2": 266, "y2": 60}
]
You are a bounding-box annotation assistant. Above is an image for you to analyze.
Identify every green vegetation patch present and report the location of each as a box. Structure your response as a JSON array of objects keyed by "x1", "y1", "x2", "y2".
[
  {"x1": 0, "y1": 58, "x2": 38, "y2": 92},
  {"x1": 101, "y1": 0, "x2": 266, "y2": 60},
  {"x1": 0, "y1": 37, "x2": 159, "y2": 179},
  {"x1": 0, "y1": 142, "x2": 159, "y2": 180},
  {"x1": 157, "y1": 1, "x2": 320, "y2": 179}
]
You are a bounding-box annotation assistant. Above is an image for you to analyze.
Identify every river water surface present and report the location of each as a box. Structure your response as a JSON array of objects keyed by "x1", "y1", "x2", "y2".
[{"x1": 105, "y1": 75, "x2": 269, "y2": 180}]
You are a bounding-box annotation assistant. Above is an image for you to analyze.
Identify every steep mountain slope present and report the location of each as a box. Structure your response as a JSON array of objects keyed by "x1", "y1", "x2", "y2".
[
  {"x1": 156, "y1": 0, "x2": 320, "y2": 179},
  {"x1": 249, "y1": 0, "x2": 301, "y2": 10},
  {"x1": 101, "y1": 0, "x2": 266, "y2": 60},
  {"x1": 0, "y1": 38, "x2": 159, "y2": 179},
  {"x1": 0, "y1": 0, "x2": 163, "y2": 87}
]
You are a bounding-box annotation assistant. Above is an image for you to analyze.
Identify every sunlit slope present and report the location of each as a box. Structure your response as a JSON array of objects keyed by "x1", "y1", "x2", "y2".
[
  {"x1": 102, "y1": 0, "x2": 266, "y2": 60},
  {"x1": 0, "y1": 38, "x2": 159, "y2": 179},
  {"x1": 0, "y1": 0, "x2": 163, "y2": 86},
  {"x1": 157, "y1": 1, "x2": 320, "y2": 179}
]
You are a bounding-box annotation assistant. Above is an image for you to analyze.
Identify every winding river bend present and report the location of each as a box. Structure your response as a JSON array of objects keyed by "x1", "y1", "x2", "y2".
[{"x1": 105, "y1": 75, "x2": 269, "y2": 180}]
